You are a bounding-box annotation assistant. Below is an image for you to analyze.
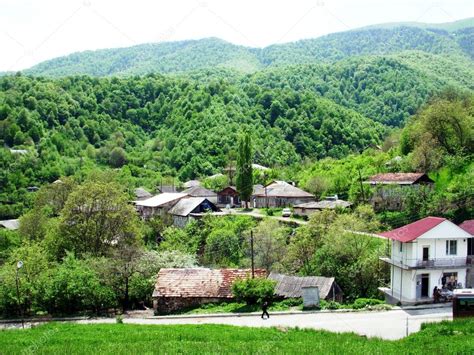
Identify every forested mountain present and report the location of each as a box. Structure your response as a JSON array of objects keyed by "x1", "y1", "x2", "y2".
[
  {"x1": 0, "y1": 74, "x2": 384, "y2": 217},
  {"x1": 23, "y1": 19, "x2": 474, "y2": 77}
]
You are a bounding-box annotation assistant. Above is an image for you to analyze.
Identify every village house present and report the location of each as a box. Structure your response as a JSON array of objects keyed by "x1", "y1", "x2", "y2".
[
  {"x1": 168, "y1": 197, "x2": 220, "y2": 227},
  {"x1": 152, "y1": 268, "x2": 266, "y2": 314},
  {"x1": 459, "y1": 220, "x2": 474, "y2": 287},
  {"x1": 293, "y1": 195, "x2": 352, "y2": 217},
  {"x1": 252, "y1": 180, "x2": 315, "y2": 208},
  {"x1": 364, "y1": 172, "x2": 434, "y2": 211},
  {"x1": 217, "y1": 186, "x2": 241, "y2": 207},
  {"x1": 378, "y1": 216, "x2": 472, "y2": 305},
  {"x1": 134, "y1": 192, "x2": 188, "y2": 219},
  {"x1": 269, "y1": 273, "x2": 343, "y2": 302},
  {"x1": 181, "y1": 186, "x2": 218, "y2": 204}
]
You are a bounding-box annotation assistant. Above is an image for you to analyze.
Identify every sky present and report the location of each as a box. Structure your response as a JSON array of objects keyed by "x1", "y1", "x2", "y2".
[{"x1": 0, "y1": 0, "x2": 473, "y2": 72}]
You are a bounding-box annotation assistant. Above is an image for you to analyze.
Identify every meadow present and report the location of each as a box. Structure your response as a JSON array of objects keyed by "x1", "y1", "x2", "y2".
[{"x1": 1, "y1": 319, "x2": 473, "y2": 354}]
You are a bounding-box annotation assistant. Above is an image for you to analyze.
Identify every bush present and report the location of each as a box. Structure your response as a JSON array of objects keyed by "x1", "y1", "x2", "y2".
[
  {"x1": 232, "y1": 277, "x2": 275, "y2": 305},
  {"x1": 321, "y1": 300, "x2": 341, "y2": 310},
  {"x1": 352, "y1": 298, "x2": 384, "y2": 309}
]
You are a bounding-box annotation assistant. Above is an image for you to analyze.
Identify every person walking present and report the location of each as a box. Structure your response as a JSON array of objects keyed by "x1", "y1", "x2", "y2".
[{"x1": 261, "y1": 300, "x2": 270, "y2": 319}]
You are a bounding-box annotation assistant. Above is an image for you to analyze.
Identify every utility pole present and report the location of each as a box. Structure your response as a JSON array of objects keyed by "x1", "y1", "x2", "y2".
[
  {"x1": 250, "y1": 230, "x2": 255, "y2": 278},
  {"x1": 15, "y1": 261, "x2": 24, "y2": 329}
]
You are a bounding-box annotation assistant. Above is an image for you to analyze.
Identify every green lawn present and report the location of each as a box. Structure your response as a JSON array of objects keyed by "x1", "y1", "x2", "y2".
[{"x1": 1, "y1": 319, "x2": 473, "y2": 354}]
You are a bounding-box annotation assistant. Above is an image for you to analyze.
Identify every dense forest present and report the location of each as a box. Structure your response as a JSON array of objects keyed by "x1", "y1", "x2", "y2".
[{"x1": 20, "y1": 19, "x2": 474, "y2": 77}]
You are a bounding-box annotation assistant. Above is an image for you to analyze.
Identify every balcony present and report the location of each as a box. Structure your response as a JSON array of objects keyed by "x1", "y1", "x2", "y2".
[{"x1": 380, "y1": 256, "x2": 468, "y2": 270}]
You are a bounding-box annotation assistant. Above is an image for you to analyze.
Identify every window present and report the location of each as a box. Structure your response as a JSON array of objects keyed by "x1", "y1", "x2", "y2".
[
  {"x1": 399, "y1": 242, "x2": 403, "y2": 252},
  {"x1": 446, "y1": 240, "x2": 457, "y2": 255}
]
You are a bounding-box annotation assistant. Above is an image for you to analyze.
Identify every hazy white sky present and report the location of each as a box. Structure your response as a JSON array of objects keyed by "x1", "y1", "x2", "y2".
[{"x1": 1, "y1": 0, "x2": 473, "y2": 71}]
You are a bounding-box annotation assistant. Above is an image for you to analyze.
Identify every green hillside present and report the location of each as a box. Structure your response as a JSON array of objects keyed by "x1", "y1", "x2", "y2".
[{"x1": 23, "y1": 18, "x2": 474, "y2": 77}]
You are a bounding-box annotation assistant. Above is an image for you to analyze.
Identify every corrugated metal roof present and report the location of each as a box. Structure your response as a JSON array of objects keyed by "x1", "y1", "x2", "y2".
[
  {"x1": 295, "y1": 199, "x2": 352, "y2": 209},
  {"x1": 378, "y1": 216, "x2": 446, "y2": 242},
  {"x1": 134, "y1": 187, "x2": 152, "y2": 199},
  {"x1": 268, "y1": 272, "x2": 337, "y2": 299},
  {"x1": 135, "y1": 193, "x2": 188, "y2": 207},
  {"x1": 182, "y1": 186, "x2": 217, "y2": 197},
  {"x1": 365, "y1": 173, "x2": 432, "y2": 185},
  {"x1": 0, "y1": 219, "x2": 20, "y2": 230},
  {"x1": 183, "y1": 180, "x2": 201, "y2": 188},
  {"x1": 168, "y1": 197, "x2": 219, "y2": 217},
  {"x1": 254, "y1": 181, "x2": 314, "y2": 198},
  {"x1": 153, "y1": 268, "x2": 267, "y2": 298}
]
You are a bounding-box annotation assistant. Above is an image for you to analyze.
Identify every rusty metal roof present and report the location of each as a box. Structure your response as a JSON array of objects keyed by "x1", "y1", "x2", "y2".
[
  {"x1": 153, "y1": 268, "x2": 266, "y2": 298},
  {"x1": 365, "y1": 173, "x2": 433, "y2": 185},
  {"x1": 268, "y1": 272, "x2": 339, "y2": 299}
]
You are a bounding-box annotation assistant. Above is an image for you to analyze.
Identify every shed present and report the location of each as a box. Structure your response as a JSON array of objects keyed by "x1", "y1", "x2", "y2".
[
  {"x1": 0, "y1": 219, "x2": 20, "y2": 230},
  {"x1": 252, "y1": 181, "x2": 315, "y2": 208},
  {"x1": 168, "y1": 197, "x2": 220, "y2": 227},
  {"x1": 268, "y1": 272, "x2": 343, "y2": 302},
  {"x1": 152, "y1": 268, "x2": 266, "y2": 314}
]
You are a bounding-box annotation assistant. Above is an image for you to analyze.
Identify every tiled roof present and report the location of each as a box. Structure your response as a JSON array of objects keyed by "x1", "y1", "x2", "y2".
[
  {"x1": 365, "y1": 173, "x2": 432, "y2": 185},
  {"x1": 269, "y1": 273, "x2": 339, "y2": 299},
  {"x1": 134, "y1": 193, "x2": 188, "y2": 207},
  {"x1": 152, "y1": 268, "x2": 266, "y2": 298},
  {"x1": 459, "y1": 220, "x2": 474, "y2": 236},
  {"x1": 378, "y1": 216, "x2": 446, "y2": 242},
  {"x1": 254, "y1": 181, "x2": 314, "y2": 198}
]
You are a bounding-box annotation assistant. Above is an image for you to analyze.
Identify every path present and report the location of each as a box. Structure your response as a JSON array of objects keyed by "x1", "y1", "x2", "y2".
[{"x1": 76, "y1": 307, "x2": 452, "y2": 340}]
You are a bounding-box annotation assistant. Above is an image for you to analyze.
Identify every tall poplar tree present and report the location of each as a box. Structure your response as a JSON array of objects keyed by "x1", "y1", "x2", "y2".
[{"x1": 236, "y1": 131, "x2": 253, "y2": 208}]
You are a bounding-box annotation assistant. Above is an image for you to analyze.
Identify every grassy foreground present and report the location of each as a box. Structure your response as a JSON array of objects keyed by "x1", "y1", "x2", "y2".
[{"x1": 1, "y1": 320, "x2": 473, "y2": 354}]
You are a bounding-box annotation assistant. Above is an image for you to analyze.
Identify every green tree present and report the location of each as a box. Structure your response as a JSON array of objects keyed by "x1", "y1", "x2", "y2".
[
  {"x1": 236, "y1": 131, "x2": 253, "y2": 208},
  {"x1": 57, "y1": 180, "x2": 141, "y2": 258}
]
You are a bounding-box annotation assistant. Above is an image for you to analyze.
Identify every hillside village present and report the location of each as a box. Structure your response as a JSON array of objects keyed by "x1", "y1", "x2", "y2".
[{"x1": 0, "y1": 7, "x2": 473, "y2": 352}]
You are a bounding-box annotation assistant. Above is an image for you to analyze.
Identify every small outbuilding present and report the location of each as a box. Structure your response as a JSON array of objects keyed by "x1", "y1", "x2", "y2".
[
  {"x1": 168, "y1": 197, "x2": 220, "y2": 227},
  {"x1": 268, "y1": 272, "x2": 343, "y2": 302},
  {"x1": 152, "y1": 268, "x2": 267, "y2": 314}
]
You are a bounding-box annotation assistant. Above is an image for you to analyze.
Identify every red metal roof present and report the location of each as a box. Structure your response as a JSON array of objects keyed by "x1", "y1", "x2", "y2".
[
  {"x1": 459, "y1": 220, "x2": 474, "y2": 236},
  {"x1": 378, "y1": 216, "x2": 447, "y2": 242}
]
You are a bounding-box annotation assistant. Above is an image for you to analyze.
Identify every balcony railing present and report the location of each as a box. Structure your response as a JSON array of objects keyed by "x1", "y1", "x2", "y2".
[
  {"x1": 415, "y1": 257, "x2": 467, "y2": 268},
  {"x1": 381, "y1": 256, "x2": 468, "y2": 269}
]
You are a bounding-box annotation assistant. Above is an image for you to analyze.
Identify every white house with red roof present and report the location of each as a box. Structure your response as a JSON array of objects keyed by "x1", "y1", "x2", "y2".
[{"x1": 379, "y1": 216, "x2": 472, "y2": 304}]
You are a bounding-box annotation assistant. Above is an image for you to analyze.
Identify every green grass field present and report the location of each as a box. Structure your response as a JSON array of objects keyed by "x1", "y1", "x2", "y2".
[{"x1": 1, "y1": 319, "x2": 473, "y2": 354}]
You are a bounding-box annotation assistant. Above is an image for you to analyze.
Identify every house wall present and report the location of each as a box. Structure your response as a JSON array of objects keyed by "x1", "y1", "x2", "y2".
[
  {"x1": 153, "y1": 297, "x2": 228, "y2": 314},
  {"x1": 293, "y1": 207, "x2": 318, "y2": 217},
  {"x1": 172, "y1": 215, "x2": 189, "y2": 228}
]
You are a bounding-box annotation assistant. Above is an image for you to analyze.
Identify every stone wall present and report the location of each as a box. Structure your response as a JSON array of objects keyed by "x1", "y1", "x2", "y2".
[{"x1": 153, "y1": 297, "x2": 226, "y2": 314}]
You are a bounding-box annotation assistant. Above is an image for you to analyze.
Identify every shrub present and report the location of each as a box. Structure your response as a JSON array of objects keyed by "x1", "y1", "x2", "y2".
[
  {"x1": 352, "y1": 298, "x2": 384, "y2": 309},
  {"x1": 232, "y1": 277, "x2": 276, "y2": 305},
  {"x1": 323, "y1": 301, "x2": 341, "y2": 310}
]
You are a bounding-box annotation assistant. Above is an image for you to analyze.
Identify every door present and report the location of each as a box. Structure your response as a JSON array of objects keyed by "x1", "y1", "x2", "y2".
[
  {"x1": 422, "y1": 247, "x2": 429, "y2": 261},
  {"x1": 416, "y1": 275, "x2": 422, "y2": 299},
  {"x1": 421, "y1": 274, "x2": 429, "y2": 298}
]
